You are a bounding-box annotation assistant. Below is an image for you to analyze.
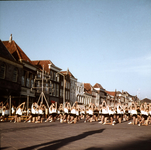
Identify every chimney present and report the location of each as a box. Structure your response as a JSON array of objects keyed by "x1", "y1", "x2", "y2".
[
  {"x1": 9, "y1": 34, "x2": 12, "y2": 43},
  {"x1": 67, "y1": 68, "x2": 69, "y2": 74}
]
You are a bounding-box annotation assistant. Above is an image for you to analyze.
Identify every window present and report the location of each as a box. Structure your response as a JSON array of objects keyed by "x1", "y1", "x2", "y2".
[
  {"x1": 56, "y1": 84, "x2": 59, "y2": 97},
  {"x1": 66, "y1": 91, "x2": 67, "y2": 99},
  {"x1": 68, "y1": 91, "x2": 70, "y2": 100},
  {"x1": 25, "y1": 72, "x2": 30, "y2": 87},
  {"x1": 57, "y1": 75, "x2": 59, "y2": 82},
  {"x1": 66, "y1": 82, "x2": 70, "y2": 89},
  {"x1": 22, "y1": 71, "x2": 26, "y2": 86},
  {"x1": 12, "y1": 68, "x2": 18, "y2": 82},
  {"x1": 53, "y1": 83, "x2": 56, "y2": 96},
  {"x1": 26, "y1": 78, "x2": 30, "y2": 87},
  {"x1": 37, "y1": 72, "x2": 41, "y2": 78},
  {"x1": 45, "y1": 83, "x2": 49, "y2": 93},
  {"x1": 21, "y1": 76, "x2": 25, "y2": 86},
  {"x1": 50, "y1": 70, "x2": 53, "y2": 80},
  {"x1": 0, "y1": 63, "x2": 5, "y2": 79},
  {"x1": 54, "y1": 72, "x2": 56, "y2": 81},
  {"x1": 77, "y1": 87, "x2": 79, "y2": 92},
  {"x1": 30, "y1": 74, "x2": 34, "y2": 88},
  {"x1": 60, "y1": 89, "x2": 63, "y2": 97}
]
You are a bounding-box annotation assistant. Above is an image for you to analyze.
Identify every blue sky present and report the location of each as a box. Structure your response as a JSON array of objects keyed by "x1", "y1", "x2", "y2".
[{"x1": 0, "y1": 0, "x2": 151, "y2": 99}]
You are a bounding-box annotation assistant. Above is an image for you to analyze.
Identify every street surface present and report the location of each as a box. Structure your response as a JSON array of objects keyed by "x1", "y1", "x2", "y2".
[{"x1": 0, "y1": 120, "x2": 151, "y2": 150}]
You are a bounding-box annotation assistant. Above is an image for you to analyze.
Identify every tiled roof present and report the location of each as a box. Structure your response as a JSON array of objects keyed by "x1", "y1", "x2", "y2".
[
  {"x1": 141, "y1": 98, "x2": 151, "y2": 103},
  {"x1": 0, "y1": 40, "x2": 15, "y2": 61},
  {"x1": 60, "y1": 70, "x2": 76, "y2": 79},
  {"x1": 106, "y1": 91, "x2": 116, "y2": 97},
  {"x1": 31, "y1": 60, "x2": 54, "y2": 72},
  {"x1": 93, "y1": 83, "x2": 104, "y2": 89},
  {"x1": 2, "y1": 40, "x2": 32, "y2": 63},
  {"x1": 84, "y1": 83, "x2": 92, "y2": 94}
]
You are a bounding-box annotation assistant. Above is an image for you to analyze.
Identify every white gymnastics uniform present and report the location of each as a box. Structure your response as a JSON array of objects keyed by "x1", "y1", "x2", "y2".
[
  {"x1": 64, "y1": 108, "x2": 68, "y2": 114},
  {"x1": 16, "y1": 108, "x2": 22, "y2": 116},
  {"x1": 89, "y1": 109, "x2": 93, "y2": 116},
  {"x1": 39, "y1": 109, "x2": 44, "y2": 115},
  {"x1": 49, "y1": 108, "x2": 52, "y2": 115},
  {"x1": 12, "y1": 107, "x2": 15, "y2": 115},
  {"x1": 109, "y1": 110, "x2": 114, "y2": 116}
]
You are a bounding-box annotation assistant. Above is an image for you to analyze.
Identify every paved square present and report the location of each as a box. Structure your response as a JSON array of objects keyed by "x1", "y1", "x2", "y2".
[{"x1": 1, "y1": 120, "x2": 151, "y2": 150}]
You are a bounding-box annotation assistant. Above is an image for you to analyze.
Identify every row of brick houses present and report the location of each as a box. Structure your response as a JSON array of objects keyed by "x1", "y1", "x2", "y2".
[{"x1": 0, "y1": 35, "x2": 139, "y2": 114}]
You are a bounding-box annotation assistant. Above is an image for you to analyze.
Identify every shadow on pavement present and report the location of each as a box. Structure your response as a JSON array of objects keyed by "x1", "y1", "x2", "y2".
[
  {"x1": 0, "y1": 147, "x2": 10, "y2": 150},
  {"x1": 18, "y1": 128, "x2": 105, "y2": 150},
  {"x1": 85, "y1": 136, "x2": 151, "y2": 150}
]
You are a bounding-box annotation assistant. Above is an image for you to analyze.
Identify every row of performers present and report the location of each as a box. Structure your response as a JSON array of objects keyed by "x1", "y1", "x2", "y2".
[{"x1": 1, "y1": 101, "x2": 151, "y2": 126}]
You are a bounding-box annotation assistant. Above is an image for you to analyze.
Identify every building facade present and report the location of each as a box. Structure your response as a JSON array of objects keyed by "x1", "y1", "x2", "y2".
[
  {"x1": 0, "y1": 40, "x2": 23, "y2": 114},
  {"x1": 76, "y1": 82, "x2": 84, "y2": 104},
  {"x1": 60, "y1": 69, "x2": 71, "y2": 103},
  {"x1": 93, "y1": 83, "x2": 107, "y2": 105},
  {"x1": 32, "y1": 60, "x2": 62, "y2": 104},
  {"x1": 2, "y1": 37, "x2": 37, "y2": 110},
  {"x1": 68, "y1": 70, "x2": 77, "y2": 105}
]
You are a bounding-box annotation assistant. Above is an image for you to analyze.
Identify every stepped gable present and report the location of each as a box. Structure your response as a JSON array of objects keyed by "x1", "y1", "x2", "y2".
[
  {"x1": 32, "y1": 60, "x2": 54, "y2": 72},
  {"x1": 2, "y1": 40, "x2": 32, "y2": 63},
  {"x1": 0, "y1": 40, "x2": 15, "y2": 61},
  {"x1": 84, "y1": 83, "x2": 92, "y2": 94}
]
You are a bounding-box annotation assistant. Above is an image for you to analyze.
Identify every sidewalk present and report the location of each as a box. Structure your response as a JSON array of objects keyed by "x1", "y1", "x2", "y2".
[{"x1": 1, "y1": 120, "x2": 151, "y2": 150}]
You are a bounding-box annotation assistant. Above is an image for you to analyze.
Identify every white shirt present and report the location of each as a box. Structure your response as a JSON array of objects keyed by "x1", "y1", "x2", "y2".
[
  {"x1": 35, "y1": 109, "x2": 39, "y2": 114},
  {"x1": 64, "y1": 108, "x2": 68, "y2": 113},
  {"x1": 109, "y1": 110, "x2": 114, "y2": 115},
  {"x1": 117, "y1": 109, "x2": 121, "y2": 114},
  {"x1": 31, "y1": 108, "x2": 36, "y2": 114},
  {"x1": 141, "y1": 110, "x2": 148, "y2": 116},
  {"x1": 49, "y1": 108, "x2": 52, "y2": 114},
  {"x1": 102, "y1": 108, "x2": 108, "y2": 114},
  {"x1": 131, "y1": 110, "x2": 137, "y2": 115},
  {"x1": 2, "y1": 110, "x2": 5, "y2": 116},
  {"x1": 39, "y1": 109, "x2": 43, "y2": 114},
  {"x1": 52, "y1": 108, "x2": 56, "y2": 113},
  {"x1": 12, "y1": 107, "x2": 15, "y2": 114},
  {"x1": 71, "y1": 109, "x2": 76, "y2": 114},
  {"x1": 76, "y1": 110, "x2": 79, "y2": 115},
  {"x1": 16, "y1": 108, "x2": 22, "y2": 115},
  {"x1": 89, "y1": 109, "x2": 93, "y2": 115},
  {"x1": 81, "y1": 110, "x2": 85, "y2": 114}
]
